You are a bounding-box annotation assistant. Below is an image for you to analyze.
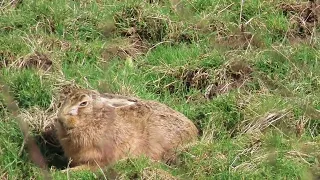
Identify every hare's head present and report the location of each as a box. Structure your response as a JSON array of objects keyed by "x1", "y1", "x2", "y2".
[{"x1": 57, "y1": 89, "x2": 136, "y2": 130}]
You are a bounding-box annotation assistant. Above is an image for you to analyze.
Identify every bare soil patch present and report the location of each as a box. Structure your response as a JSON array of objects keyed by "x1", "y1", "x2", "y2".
[
  {"x1": 215, "y1": 25, "x2": 264, "y2": 50},
  {"x1": 5, "y1": 51, "x2": 54, "y2": 71},
  {"x1": 280, "y1": 0, "x2": 320, "y2": 43},
  {"x1": 113, "y1": 5, "x2": 194, "y2": 43},
  {"x1": 153, "y1": 67, "x2": 211, "y2": 95},
  {"x1": 113, "y1": 6, "x2": 169, "y2": 43},
  {"x1": 205, "y1": 60, "x2": 253, "y2": 99},
  {"x1": 181, "y1": 68, "x2": 210, "y2": 92},
  {"x1": 148, "y1": 59, "x2": 253, "y2": 101},
  {"x1": 21, "y1": 52, "x2": 53, "y2": 71},
  {"x1": 101, "y1": 36, "x2": 149, "y2": 62},
  {"x1": 0, "y1": 0, "x2": 22, "y2": 9},
  {"x1": 102, "y1": 4, "x2": 214, "y2": 61},
  {"x1": 0, "y1": 51, "x2": 16, "y2": 69},
  {"x1": 38, "y1": 37, "x2": 71, "y2": 52}
]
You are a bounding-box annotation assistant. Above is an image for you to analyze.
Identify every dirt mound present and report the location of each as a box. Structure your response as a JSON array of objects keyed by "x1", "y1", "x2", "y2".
[
  {"x1": 113, "y1": 5, "x2": 194, "y2": 44},
  {"x1": 100, "y1": 4, "x2": 201, "y2": 61},
  {"x1": 205, "y1": 60, "x2": 253, "y2": 99},
  {"x1": 101, "y1": 36, "x2": 149, "y2": 61},
  {"x1": 114, "y1": 6, "x2": 168, "y2": 43},
  {"x1": 280, "y1": 0, "x2": 320, "y2": 43},
  {"x1": 16, "y1": 52, "x2": 53, "y2": 71},
  {"x1": 0, "y1": 0, "x2": 22, "y2": 9},
  {"x1": 25, "y1": 52, "x2": 52, "y2": 70},
  {"x1": 145, "y1": 59, "x2": 253, "y2": 101},
  {"x1": 0, "y1": 51, "x2": 16, "y2": 69},
  {"x1": 152, "y1": 67, "x2": 211, "y2": 95},
  {"x1": 38, "y1": 37, "x2": 70, "y2": 52},
  {"x1": 181, "y1": 68, "x2": 210, "y2": 92},
  {"x1": 215, "y1": 25, "x2": 264, "y2": 50},
  {"x1": 2, "y1": 51, "x2": 53, "y2": 71}
]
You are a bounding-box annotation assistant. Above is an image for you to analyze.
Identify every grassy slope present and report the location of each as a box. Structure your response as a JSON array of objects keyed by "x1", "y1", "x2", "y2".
[{"x1": 1, "y1": 0, "x2": 320, "y2": 179}]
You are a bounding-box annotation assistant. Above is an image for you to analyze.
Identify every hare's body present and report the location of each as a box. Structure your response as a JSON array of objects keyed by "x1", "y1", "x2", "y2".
[{"x1": 56, "y1": 90, "x2": 198, "y2": 170}]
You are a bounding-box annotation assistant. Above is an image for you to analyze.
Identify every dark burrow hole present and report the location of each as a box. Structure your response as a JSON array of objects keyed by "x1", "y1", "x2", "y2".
[{"x1": 34, "y1": 127, "x2": 68, "y2": 170}]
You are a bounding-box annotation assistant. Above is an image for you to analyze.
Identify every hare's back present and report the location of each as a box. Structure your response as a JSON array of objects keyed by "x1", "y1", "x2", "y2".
[
  {"x1": 146, "y1": 100, "x2": 194, "y2": 122},
  {"x1": 145, "y1": 100, "x2": 198, "y2": 138},
  {"x1": 143, "y1": 101, "x2": 198, "y2": 160}
]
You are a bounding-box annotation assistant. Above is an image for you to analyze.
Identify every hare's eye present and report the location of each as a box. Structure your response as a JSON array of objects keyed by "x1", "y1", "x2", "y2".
[{"x1": 79, "y1": 101, "x2": 88, "y2": 107}]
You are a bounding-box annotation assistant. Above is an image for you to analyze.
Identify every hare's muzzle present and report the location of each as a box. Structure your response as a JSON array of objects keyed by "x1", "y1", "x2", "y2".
[{"x1": 58, "y1": 116, "x2": 76, "y2": 130}]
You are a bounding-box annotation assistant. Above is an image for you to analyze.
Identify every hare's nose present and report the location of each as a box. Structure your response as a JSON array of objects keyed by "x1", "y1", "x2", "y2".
[{"x1": 68, "y1": 108, "x2": 78, "y2": 116}]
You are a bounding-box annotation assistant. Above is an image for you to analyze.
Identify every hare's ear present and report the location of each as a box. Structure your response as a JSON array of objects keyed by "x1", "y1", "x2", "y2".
[{"x1": 101, "y1": 97, "x2": 136, "y2": 108}]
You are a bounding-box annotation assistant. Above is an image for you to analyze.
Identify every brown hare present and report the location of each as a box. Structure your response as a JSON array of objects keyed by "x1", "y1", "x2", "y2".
[{"x1": 55, "y1": 88, "x2": 198, "y2": 171}]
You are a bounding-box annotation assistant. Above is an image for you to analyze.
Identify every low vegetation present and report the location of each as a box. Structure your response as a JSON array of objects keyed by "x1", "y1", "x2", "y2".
[{"x1": 1, "y1": 0, "x2": 320, "y2": 179}]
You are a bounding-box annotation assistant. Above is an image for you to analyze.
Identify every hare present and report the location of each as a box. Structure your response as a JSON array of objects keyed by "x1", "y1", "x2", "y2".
[{"x1": 55, "y1": 88, "x2": 198, "y2": 171}]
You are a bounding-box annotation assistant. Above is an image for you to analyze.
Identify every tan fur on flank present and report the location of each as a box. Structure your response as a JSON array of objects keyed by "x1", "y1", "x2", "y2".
[{"x1": 55, "y1": 89, "x2": 198, "y2": 171}]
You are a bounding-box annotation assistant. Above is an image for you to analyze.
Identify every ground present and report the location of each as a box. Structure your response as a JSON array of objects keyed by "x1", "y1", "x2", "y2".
[{"x1": 1, "y1": 0, "x2": 320, "y2": 179}]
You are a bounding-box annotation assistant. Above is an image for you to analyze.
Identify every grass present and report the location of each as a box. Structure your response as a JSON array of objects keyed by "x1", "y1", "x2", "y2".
[{"x1": 1, "y1": 0, "x2": 320, "y2": 179}]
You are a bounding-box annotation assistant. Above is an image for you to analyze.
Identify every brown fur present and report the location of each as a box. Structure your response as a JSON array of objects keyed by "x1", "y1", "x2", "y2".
[{"x1": 55, "y1": 89, "x2": 198, "y2": 170}]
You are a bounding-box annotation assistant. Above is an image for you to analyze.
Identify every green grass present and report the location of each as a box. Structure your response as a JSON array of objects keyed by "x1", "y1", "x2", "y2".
[{"x1": 1, "y1": 0, "x2": 320, "y2": 179}]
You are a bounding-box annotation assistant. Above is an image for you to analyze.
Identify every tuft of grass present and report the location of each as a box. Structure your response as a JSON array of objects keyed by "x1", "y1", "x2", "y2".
[
  {"x1": 1, "y1": 69, "x2": 53, "y2": 109},
  {"x1": 0, "y1": 118, "x2": 42, "y2": 179}
]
